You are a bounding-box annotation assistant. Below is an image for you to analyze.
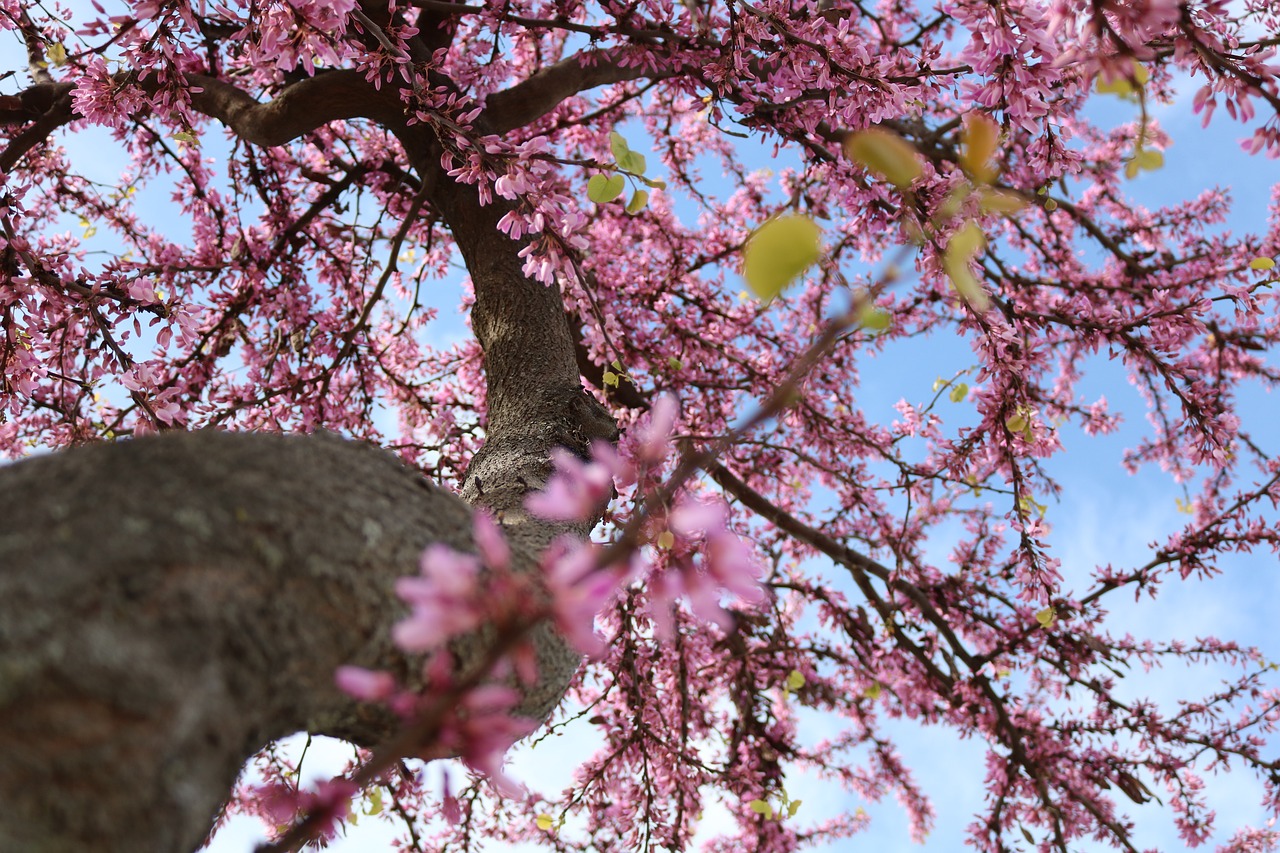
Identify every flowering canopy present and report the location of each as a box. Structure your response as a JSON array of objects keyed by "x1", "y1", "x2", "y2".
[{"x1": 4, "y1": 0, "x2": 1280, "y2": 850}]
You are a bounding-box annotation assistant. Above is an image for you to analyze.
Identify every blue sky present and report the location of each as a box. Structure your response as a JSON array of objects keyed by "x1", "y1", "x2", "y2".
[{"x1": 205, "y1": 75, "x2": 1280, "y2": 853}]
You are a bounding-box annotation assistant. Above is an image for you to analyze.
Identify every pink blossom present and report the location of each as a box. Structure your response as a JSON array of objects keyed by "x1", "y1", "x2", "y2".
[{"x1": 525, "y1": 447, "x2": 618, "y2": 522}]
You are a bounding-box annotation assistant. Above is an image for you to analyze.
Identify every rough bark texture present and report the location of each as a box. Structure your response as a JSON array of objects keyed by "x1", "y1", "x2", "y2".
[
  {"x1": 0, "y1": 42, "x2": 623, "y2": 852},
  {"x1": 0, "y1": 432, "x2": 580, "y2": 852}
]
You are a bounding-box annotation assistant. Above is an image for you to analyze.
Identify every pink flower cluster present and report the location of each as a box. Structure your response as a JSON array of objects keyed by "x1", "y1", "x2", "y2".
[
  {"x1": 527, "y1": 394, "x2": 765, "y2": 641},
  {"x1": 254, "y1": 777, "x2": 359, "y2": 842}
]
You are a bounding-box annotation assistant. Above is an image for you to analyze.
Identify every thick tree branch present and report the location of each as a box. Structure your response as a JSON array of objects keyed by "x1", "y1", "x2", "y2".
[
  {"x1": 0, "y1": 71, "x2": 403, "y2": 172},
  {"x1": 0, "y1": 431, "x2": 574, "y2": 853},
  {"x1": 184, "y1": 70, "x2": 405, "y2": 147},
  {"x1": 484, "y1": 50, "x2": 670, "y2": 133},
  {"x1": 392, "y1": 119, "x2": 618, "y2": 522},
  {"x1": 2, "y1": 59, "x2": 619, "y2": 853}
]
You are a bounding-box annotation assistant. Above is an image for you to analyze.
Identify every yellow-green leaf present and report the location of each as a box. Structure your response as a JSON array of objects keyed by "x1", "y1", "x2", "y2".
[
  {"x1": 667, "y1": 356, "x2": 683, "y2": 371},
  {"x1": 1126, "y1": 148, "x2": 1164, "y2": 179},
  {"x1": 943, "y1": 223, "x2": 990, "y2": 311},
  {"x1": 1250, "y1": 257, "x2": 1276, "y2": 270},
  {"x1": 626, "y1": 189, "x2": 650, "y2": 214},
  {"x1": 602, "y1": 370, "x2": 619, "y2": 387},
  {"x1": 47, "y1": 42, "x2": 68, "y2": 67},
  {"x1": 587, "y1": 173, "x2": 625, "y2": 204},
  {"x1": 172, "y1": 131, "x2": 197, "y2": 144},
  {"x1": 844, "y1": 128, "x2": 922, "y2": 190},
  {"x1": 858, "y1": 303, "x2": 891, "y2": 331},
  {"x1": 788, "y1": 799, "x2": 803, "y2": 817},
  {"x1": 1097, "y1": 61, "x2": 1148, "y2": 98},
  {"x1": 978, "y1": 188, "x2": 1027, "y2": 215},
  {"x1": 535, "y1": 814, "x2": 556, "y2": 831},
  {"x1": 949, "y1": 382, "x2": 969, "y2": 403},
  {"x1": 960, "y1": 113, "x2": 1000, "y2": 184},
  {"x1": 609, "y1": 131, "x2": 630, "y2": 163},
  {"x1": 748, "y1": 799, "x2": 774, "y2": 819},
  {"x1": 786, "y1": 669, "x2": 805, "y2": 691},
  {"x1": 620, "y1": 150, "x2": 647, "y2": 174},
  {"x1": 1096, "y1": 76, "x2": 1136, "y2": 97},
  {"x1": 742, "y1": 214, "x2": 822, "y2": 300},
  {"x1": 864, "y1": 681, "x2": 882, "y2": 700},
  {"x1": 366, "y1": 788, "x2": 383, "y2": 817},
  {"x1": 949, "y1": 222, "x2": 985, "y2": 258},
  {"x1": 656, "y1": 530, "x2": 675, "y2": 549},
  {"x1": 639, "y1": 175, "x2": 667, "y2": 189},
  {"x1": 1006, "y1": 412, "x2": 1027, "y2": 433},
  {"x1": 1035, "y1": 606, "x2": 1056, "y2": 629}
]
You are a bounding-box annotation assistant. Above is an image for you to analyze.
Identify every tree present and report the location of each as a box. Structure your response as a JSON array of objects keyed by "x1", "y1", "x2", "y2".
[{"x1": 2, "y1": 0, "x2": 1280, "y2": 850}]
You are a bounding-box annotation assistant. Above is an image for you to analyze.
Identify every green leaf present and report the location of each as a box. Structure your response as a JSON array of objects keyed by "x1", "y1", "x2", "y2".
[
  {"x1": 626, "y1": 189, "x2": 650, "y2": 214},
  {"x1": 1125, "y1": 147, "x2": 1164, "y2": 179},
  {"x1": 602, "y1": 370, "x2": 620, "y2": 387},
  {"x1": 844, "y1": 128, "x2": 923, "y2": 189},
  {"x1": 742, "y1": 214, "x2": 822, "y2": 300},
  {"x1": 978, "y1": 188, "x2": 1026, "y2": 215},
  {"x1": 172, "y1": 131, "x2": 198, "y2": 144},
  {"x1": 788, "y1": 800, "x2": 803, "y2": 817},
  {"x1": 587, "y1": 173, "x2": 625, "y2": 204},
  {"x1": 667, "y1": 356, "x2": 683, "y2": 371},
  {"x1": 609, "y1": 131, "x2": 630, "y2": 163},
  {"x1": 1096, "y1": 76, "x2": 1137, "y2": 97},
  {"x1": 748, "y1": 799, "x2": 774, "y2": 819},
  {"x1": 943, "y1": 222, "x2": 990, "y2": 310},
  {"x1": 960, "y1": 113, "x2": 1000, "y2": 184},
  {"x1": 858, "y1": 303, "x2": 891, "y2": 331},
  {"x1": 1096, "y1": 60, "x2": 1149, "y2": 97},
  {"x1": 785, "y1": 669, "x2": 805, "y2": 691},
  {"x1": 656, "y1": 530, "x2": 675, "y2": 549},
  {"x1": 535, "y1": 814, "x2": 555, "y2": 831},
  {"x1": 619, "y1": 150, "x2": 647, "y2": 174},
  {"x1": 864, "y1": 681, "x2": 882, "y2": 700},
  {"x1": 1006, "y1": 412, "x2": 1027, "y2": 433},
  {"x1": 1136, "y1": 148, "x2": 1163, "y2": 170},
  {"x1": 1250, "y1": 257, "x2": 1276, "y2": 270},
  {"x1": 1035, "y1": 606, "x2": 1056, "y2": 629},
  {"x1": 639, "y1": 175, "x2": 667, "y2": 190},
  {"x1": 366, "y1": 788, "x2": 383, "y2": 817},
  {"x1": 949, "y1": 382, "x2": 969, "y2": 402},
  {"x1": 47, "y1": 42, "x2": 68, "y2": 66}
]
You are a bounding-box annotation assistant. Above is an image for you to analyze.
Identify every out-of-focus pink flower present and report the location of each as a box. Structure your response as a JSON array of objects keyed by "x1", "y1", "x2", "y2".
[
  {"x1": 255, "y1": 777, "x2": 358, "y2": 840},
  {"x1": 334, "y1": 666, "x2": 397, "y2": 702},
  {"x1": 542, "y1": 537, "x2": 627, "y2": 657},
  {"x1": 392, "y1": 544, "x2": 482, "y2": 652},
  {"x1": 525, "y1": 448, "x2": 618, "y2": 522},
  {"x1": 636, "y1": 393, "x2": 679, "y2": 465}
]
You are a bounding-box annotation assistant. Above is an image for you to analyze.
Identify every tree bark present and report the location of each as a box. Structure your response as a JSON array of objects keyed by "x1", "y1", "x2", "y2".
[
  {"x1": 0, "y1": 431, "x2": 564, "y2": 851},
  {"x1": 0, "y1": 67, "x2": 618, "y2": 853}
]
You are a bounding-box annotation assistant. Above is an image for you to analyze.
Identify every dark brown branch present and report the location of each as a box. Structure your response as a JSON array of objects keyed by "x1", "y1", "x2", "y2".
[
  {"x1": 183, "y1": 70, "x2": 404, "y2": 147},
  {"x1": 485, "y1": 50, "x2": 675, "y2": 133},
  {"x1": 0, "y1": 71, "x2": 402, "y2": 173},
  {"x1": 0, "y1": 84, "x2": 74, "y2": 172}
]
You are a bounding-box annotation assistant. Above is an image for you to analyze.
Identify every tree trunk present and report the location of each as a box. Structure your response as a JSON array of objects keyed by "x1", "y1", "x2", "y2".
[
  {"x1": 0, "y1": 42, "x2": 618, "y2": 852},
  {"x1": 0, "y1": 431, "x2": 577, "y2": 851}
]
